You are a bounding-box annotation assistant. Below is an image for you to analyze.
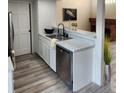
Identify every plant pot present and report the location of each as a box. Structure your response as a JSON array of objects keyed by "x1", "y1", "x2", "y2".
[{"x1": 105, "y1": 65, "x2": 111, "y2": 83}]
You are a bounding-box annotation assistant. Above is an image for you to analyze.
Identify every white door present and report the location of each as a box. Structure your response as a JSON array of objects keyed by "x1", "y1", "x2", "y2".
[{"x1": 8, "y1": 2, "x2": 31, "y2": 56}]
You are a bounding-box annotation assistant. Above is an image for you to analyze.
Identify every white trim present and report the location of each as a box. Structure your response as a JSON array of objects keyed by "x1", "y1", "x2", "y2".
[
  {"x1": 30, "y1": 2, "x2": 35, "y2": 53},
  {"x1": 8, "y1": 0, "x2": 34, "y2": 53},
  {"x1": 93, "y1": 0, "x2": 105, "y2": 86}
]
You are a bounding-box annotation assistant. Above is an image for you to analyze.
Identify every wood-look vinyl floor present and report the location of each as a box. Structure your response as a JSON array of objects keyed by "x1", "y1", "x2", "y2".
[{"x1": 14, "y1": 42, "x2": 116, "y2": 93}]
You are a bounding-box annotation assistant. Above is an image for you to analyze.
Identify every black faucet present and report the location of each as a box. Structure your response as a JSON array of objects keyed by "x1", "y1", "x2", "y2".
[{"x1": 58, "y1": 23, "x2": 65, "y2": 36}]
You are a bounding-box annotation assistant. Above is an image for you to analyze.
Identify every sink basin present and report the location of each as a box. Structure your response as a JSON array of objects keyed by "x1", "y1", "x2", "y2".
[
  {"x1": 47, "y1": 34, "x2": 57, "y2": 38},
  {"x1": 46, "y1": 34, "x2": 72, "y2": 41}
]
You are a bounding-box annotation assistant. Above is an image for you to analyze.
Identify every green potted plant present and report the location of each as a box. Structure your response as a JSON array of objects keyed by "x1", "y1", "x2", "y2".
[{"x1": 104, "y1": 37, "x2": 112, "y2": 83}]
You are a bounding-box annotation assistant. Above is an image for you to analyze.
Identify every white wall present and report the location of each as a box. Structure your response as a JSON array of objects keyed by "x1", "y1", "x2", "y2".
[
  {"x1": 56, "y1": 0, "x2": 116, "y2": 31},
  {"x1": 32, "y1": 0, "x2": 56, "y2": 53},
  {"x1": 32, "y1": 0, "x2": 38, "y2": 53},
  {"x1": 91, "y1": 0, "x2": 116, "y2": 19},
  {"x1": 38, "y1": 0, "x2": 56, "y2": 33},
  {"x1": 56, "y1": 0, "x2": 92, "y2": 31}
]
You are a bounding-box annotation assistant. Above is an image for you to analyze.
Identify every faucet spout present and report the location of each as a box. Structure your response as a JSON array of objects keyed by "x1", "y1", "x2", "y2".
[{"x1": 58, "y1": 23, "x2": 65, "y2": 36}]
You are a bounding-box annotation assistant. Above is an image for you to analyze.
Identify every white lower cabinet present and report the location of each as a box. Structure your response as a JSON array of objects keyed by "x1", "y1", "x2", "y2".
[
  {"x1": 39, "y1": 39, "x2": 43, "y2": 58},
  {"x1": 44, "y1": 44, "x2": 50, "y2": 65},
  {"x1": 38, "y1": 34, "x2": 56, "y2": 72},
  {"x1": 38, "y1": 35, "x2": 50, "y2": 65},
  {"x1": 50, "y1": 47, "x2": 56, "y2": 72}
]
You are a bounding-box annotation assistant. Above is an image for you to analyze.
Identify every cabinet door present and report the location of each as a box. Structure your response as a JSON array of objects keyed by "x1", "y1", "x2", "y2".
[
  {"x1": 46, "y1": 45, "x2": 50, "y2": 65},
  {"x1": 42, "y1": 42, "x2": 47, "y2": 63},
  {"x1": 50, "y1": 48, "x2": 56, "y2": 72},
  {"x1": 38, "y1": 39, "x2": 43, "y2": 58},
  {"x1": 38, "y1": 37, "x2": 50, "y2": 65},
  {"x1": 42, "y1": 43, "x2": 50, "y2": 65}
]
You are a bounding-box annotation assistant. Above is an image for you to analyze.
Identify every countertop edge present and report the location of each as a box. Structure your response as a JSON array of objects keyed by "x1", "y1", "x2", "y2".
[
  {"x1": 56, "y1": 43, "x2": 94, "y2": 52},
  {"x1": 56, "y1": 40, "x2": 95, "y2": 52}
]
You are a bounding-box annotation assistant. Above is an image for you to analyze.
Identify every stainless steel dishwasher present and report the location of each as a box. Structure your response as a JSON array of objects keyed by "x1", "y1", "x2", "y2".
[{"x1": 56, "y1": 45, "x2": 73, "y2": 89}]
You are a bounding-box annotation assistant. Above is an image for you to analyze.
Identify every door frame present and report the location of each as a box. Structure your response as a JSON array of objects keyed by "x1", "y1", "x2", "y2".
[
  {"x1": 29, "y1": 2, "x2": 34, "y2": 53},
  {"x1": 9, "y1": 1, "x2": 34, "y2": 54},
  {"x1": 29, "y1": 3, "x2": 32, "y2": 53}
]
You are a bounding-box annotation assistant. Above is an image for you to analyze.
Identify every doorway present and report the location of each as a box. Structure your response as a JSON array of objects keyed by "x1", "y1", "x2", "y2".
[{"x1": 8, "y1": 2, "x2": 32, "y2": 56}]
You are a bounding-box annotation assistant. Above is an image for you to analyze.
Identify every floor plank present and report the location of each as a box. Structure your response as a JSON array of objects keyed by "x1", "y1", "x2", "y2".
[{"x1": 14, "y1": 42, "x2": 116, "y2": 93}]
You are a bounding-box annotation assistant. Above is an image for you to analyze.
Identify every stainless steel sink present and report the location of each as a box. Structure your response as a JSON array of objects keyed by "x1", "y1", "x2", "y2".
[
  {"x1": 46, "y1": 34, "x2": 72, "y2": 41},
  {"x1": 46, "y1": 34, "x2": 57, "y2": 38}
]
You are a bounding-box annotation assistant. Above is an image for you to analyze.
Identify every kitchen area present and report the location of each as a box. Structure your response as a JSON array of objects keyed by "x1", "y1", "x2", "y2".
[
  {"x1": 38, "y1": 25, "x2": 95, "y2": 91},
  {"x1": 8, "y1": 0, "x2": 115, "y2": 93}
]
